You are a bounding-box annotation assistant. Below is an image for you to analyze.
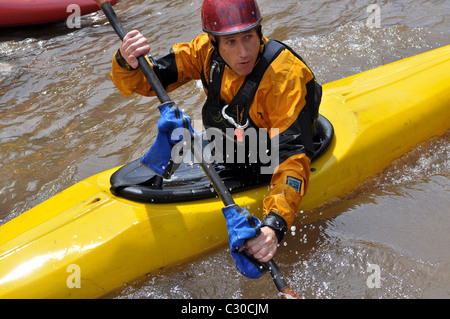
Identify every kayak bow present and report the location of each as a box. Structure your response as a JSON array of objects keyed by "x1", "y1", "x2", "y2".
[
  {"x1": 0, "y1": 0, "x2": 118, "y2": 28},
  {"x1": 0, "y1": 44, "x2": 449, "y2": 298}
]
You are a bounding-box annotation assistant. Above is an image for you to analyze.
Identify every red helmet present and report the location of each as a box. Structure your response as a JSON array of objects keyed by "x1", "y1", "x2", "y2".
[{"x1": 201, "y1": 0, "x2": 263, "y2": 36}]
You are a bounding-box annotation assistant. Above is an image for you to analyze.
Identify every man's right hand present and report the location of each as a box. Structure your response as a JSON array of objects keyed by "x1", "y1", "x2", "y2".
[{"x1": 119, "y1": 30, "x2": 151, "y2": 69}]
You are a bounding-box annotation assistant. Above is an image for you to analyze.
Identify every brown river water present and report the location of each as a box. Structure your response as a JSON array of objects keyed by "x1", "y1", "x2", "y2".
[{"x1": 0, "y1": 0, "x2": 449, "y2": 299}]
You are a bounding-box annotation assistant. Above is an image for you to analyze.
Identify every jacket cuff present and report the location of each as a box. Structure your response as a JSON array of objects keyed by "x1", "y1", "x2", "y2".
[
  {"x1": 115, "y1": 49, "x2": 137, "y2": 71},
  {"x1": 261, "y1": 212, "x2": 288, "y2": 243}
]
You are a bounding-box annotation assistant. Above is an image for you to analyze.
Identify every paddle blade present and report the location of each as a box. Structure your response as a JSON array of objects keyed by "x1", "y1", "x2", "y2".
[
  {"x1": 95, "y1": 0, "x2": 108, "y2": 7},
  {"x1": 280, "y1": 286, "x2": 301, "y2": 299},
  {"x1": 265, "y1": 259, "x2": 302, "y2": 299}
]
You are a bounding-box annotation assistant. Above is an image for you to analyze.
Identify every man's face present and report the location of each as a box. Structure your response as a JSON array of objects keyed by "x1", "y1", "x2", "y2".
[{"x1": 211, "y1": 29, "x2": 260, "y2": 76}]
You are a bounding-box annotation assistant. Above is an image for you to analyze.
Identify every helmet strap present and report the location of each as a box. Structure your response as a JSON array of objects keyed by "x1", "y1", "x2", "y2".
[{"x1": 256, "y1": 25, "x2": 263, "y2": 44}]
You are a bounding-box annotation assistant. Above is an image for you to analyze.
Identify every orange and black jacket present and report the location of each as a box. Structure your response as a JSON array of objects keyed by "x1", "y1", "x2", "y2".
[{"x1": 111, "y1": 33, "x2": 321, "y2": 242}]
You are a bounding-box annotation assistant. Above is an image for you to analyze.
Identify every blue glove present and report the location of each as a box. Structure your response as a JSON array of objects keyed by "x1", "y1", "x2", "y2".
[
  {"x1": 141, "y1": 102, "x2": 193, "y2": 178},
  {"x1": 222, "y1": 204, "x2": 268, "y2": 279}
]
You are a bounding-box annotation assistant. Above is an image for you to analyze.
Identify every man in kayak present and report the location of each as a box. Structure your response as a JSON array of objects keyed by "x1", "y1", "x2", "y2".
[{"x1": 110, "y1": 0, "x2": 321, "y2": 263}]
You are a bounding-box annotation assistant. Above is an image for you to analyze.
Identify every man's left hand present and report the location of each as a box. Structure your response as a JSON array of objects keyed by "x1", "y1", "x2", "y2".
[{"x1": 239, "y1": 226, "x2": 278, "y2": 263}]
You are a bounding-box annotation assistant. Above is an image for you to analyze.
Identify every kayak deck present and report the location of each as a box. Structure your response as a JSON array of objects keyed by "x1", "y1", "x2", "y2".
[
  {"x1": 0, "y1": 45, "x2": 449, "y2": 298},
  {"x1": 108, "y1": 114, "x2": 333, "y2": 204}
]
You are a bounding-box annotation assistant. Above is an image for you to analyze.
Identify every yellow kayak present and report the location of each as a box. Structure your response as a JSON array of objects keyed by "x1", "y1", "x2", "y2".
[{"x1": 0, "y1": 45, "x2": 449, "y2": 298}]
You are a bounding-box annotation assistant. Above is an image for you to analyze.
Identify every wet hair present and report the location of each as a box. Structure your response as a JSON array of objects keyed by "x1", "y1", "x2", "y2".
[{"x1": 210, "y1": 25, "x2": 263, "y2": 48}]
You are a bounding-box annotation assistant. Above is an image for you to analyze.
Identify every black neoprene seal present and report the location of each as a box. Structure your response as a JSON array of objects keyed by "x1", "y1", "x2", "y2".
[
  {"x1": 261, "y1": 211, "x2": 288, "y2": 243},
  {"x1": 115, "y1": 49, "x2": 137, "y2": 71}
]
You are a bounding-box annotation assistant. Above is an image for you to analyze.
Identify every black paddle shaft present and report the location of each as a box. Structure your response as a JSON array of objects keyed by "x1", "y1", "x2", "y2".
[
  {"x1": 99, "y1": 2, "x2": 171, "y2": 104},
  {"x1": 97, "y1": 0, "x2": 291, "y2": 295}
]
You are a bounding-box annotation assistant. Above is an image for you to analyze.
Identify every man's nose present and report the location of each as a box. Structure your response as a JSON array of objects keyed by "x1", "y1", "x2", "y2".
[{"x1": 236, "y1": 40, "x2": 248, "y2": 57}]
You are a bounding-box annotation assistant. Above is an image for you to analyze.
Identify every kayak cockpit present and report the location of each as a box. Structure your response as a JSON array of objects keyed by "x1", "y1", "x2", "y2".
[{"x1": 110, "y1": 114, "x2": 334, "y2": 203}]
